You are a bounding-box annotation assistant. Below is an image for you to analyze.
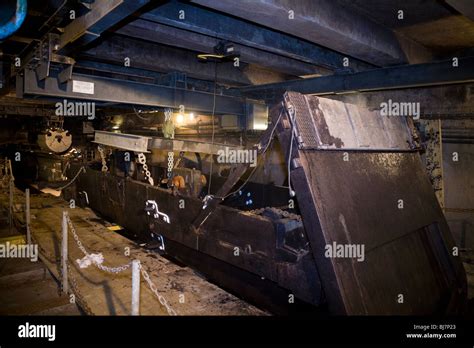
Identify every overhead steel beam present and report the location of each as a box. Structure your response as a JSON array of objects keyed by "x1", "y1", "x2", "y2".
[
  {"x1": 139, "y1": 1, "x2": 373, "y2": 72},
  {"x1": 18, "y1": 68, "x2": 245, "y2": 115},
  {"x1": 240, "y1": 57, "x2": 474, "y2": 100},
  {"x1": 117, "y1": 20, "x2": 324, "y2": 78},
  {"x1": 93, "y1": 131, "x2": 150, "y2": 152},
  {"x1": 326, "y1": 84, "x2": 474, "y2": 118},
  {"x1": 94, "y1": 130, "x2": 244, "y2": 155},
  {"x1": 192, "y1": 0, "x2": 408, "y2": 66},
  {"x1": 58, "y1": 0, "x2": 151, "y2": 53},
  {"x1": 82, "y1": 34, "x2": 290, "y2": 85}
]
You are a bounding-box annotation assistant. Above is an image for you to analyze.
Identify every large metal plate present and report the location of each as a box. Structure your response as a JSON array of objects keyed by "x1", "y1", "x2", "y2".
[
  {"x1": 301, "y1": 151, "x2": 464, "y2": 314},
  {"x1": 93, "y1": 131, "x2": 150, "y2": 153},
  {"x1": 274, "y1": 92, "x2": 467, "y2": 315},
  {"x1": 284, "y1": 92, "x2": 414, "y2": 150}
]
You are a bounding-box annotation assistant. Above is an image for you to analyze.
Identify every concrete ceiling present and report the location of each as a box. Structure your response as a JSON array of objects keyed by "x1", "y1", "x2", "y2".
[{"x1": 338, "y1": 0, "x2": 474, "y2": 57}]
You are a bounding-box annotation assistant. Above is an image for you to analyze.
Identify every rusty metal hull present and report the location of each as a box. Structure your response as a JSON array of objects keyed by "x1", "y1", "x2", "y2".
[{"x1": 70, "y1": 167, "x2": 323, "y2": 311}]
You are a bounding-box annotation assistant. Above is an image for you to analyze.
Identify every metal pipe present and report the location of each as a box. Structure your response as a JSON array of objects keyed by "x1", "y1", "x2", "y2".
[
  {"x1": 8, "y1": 177, "x2": 13, "y2": 233},
  {"x1": 0, "y1": 0, "x2": 27, "y2": 40},
  {"x1": 61, "y1": 211, "x2": 68, "y2": 294},
  {"x1": 25, "y1": 188, "x2": 30, "y2": 245},
  {"x1": 131, "y1": 260, "x2": 140, "y2": 315}
]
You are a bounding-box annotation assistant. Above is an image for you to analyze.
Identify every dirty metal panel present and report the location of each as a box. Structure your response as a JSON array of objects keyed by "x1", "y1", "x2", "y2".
[
  {"x1": 273, "y1": 93, "x2": 466, "y2": 314},
  {"x1": 70, "y1": 165, "x2": 323, "y2": 306},
  {"x1": 284, "y1": 91, "x2": 414, "y2": 150},
  {"x1": 93, "y1": 131, "x2": 150, "y2": 152},
  {"x1": 302, "y1": 151, "x2": 465, "y2": 314}
]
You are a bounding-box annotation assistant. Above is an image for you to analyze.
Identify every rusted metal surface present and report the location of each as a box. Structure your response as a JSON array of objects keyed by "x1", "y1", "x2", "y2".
[
  {"x1": 284, "y1": 91, "x2": 415, "y2": 150},
  {"x1": 66, "y1": 92, "x2": 467, "y2": 315},
  {"x1": 273, "y1": 92, "x2": 467, "y2": 315},
  {"x1": 69, "y1": 166, "x2": 323, "y2": 309}
]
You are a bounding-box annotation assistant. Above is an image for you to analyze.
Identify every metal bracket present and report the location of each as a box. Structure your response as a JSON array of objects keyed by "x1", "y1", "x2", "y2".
[
  {"x1": 155, "y1": 234, "x2": 165, "y2": 251},
  {"x1": 202, "y1": 194, "x2": 214, "y2": 210},
  {"x1": 145, "y1": 200, "x2": 170, "y2": 223}
]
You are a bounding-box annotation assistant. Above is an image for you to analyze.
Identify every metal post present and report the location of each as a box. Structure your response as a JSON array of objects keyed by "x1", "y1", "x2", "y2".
[
  {"x1": 61, "y1": 211, "x2": 68, "y2": 294},
  {"x1": 131, "y1": 260, "x2": 140, "y2": 315},
  {"x1": 8, "y1": 177, "x2": 13, "y2": 233},
  {"x1": 25, "y1": 188, "x2": 31, "y2": 245}
]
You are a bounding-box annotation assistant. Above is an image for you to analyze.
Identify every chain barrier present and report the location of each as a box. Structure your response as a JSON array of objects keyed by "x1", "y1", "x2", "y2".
[
  {"x1": 7, "y1": 182, "x2": 177, "y2": 316},
  {"x1": 28, "y1": 219, "x2": 94, "y2": 314},
  {"x1": 67, "y1": 264, "x2": 95, "y2": 315},
  {"x1": 67, "y1": 215, "x2": 132, "y2": 274},
  {"x1": 139, "y1": 264, "x2": 178, "y2": 316},
  {"x1": 67, "y1": 214, "x2": 178, "y2": 315}
]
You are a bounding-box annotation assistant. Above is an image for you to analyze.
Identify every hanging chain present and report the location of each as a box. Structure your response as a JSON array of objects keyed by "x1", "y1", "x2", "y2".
[
  {"x1": 137, "y1": 153, "x2": 154, "y2": 186},
  {"x1": 97, "y1": 145, "x2": 108, "y2": 172},
  {"x1": 167, "y1": 151, "x2": 174, "y2": 179},
  {"x1": 67, "y1": 215, "x2": 177, "y2": 315}
]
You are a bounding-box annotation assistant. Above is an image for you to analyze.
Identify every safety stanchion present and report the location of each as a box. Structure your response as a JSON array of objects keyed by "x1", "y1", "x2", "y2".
[
  {"x1": 131, "y1": 260, "x2": 140, "y2": 315},
  {"x1": 61, "y1": 211, "x2": 68, "y2": 294}
]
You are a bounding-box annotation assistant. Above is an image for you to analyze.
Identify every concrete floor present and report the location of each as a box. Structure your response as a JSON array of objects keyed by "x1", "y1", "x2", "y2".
[
  {"x1": 0, "y1": 215, "x2": 82, "y2": 315},
  {"x1": 0, "y1": 187, "x2": 265, "y2": 316}
]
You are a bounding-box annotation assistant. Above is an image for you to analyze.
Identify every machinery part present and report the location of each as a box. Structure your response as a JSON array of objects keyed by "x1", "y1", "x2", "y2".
[
  {"x1": 37, "y1": 156, "x2": 67, "y2": 182},
  {"x1": 37, "y1": 129, "x2": 72, "y2": 153},
  {"x1": 283, "y1": 92, "x2": 415, "y2": 151},
  {"x1": 72, "y1": 165, "x2": 323, "y2": 308},
  {"x1": 81, "y1": 191, "x2": 89, "y2": 205},
  {"x1": 0, "y1": 0, "x2": 27, "y2": 40},
  {"x1": 149, "y1": 234, "x2": 165, "y2": 252},
  {"x1": 145, "y1": 200, "x2": 170, "y2": 224},
  {"x1": 67, "y1": 95, "x2": 466, "y2": 314},
  {"x1": 191, "y1": 106, "x2": 283, "y2": 230},
  {"x1": 273, "y1": 92, "x2": 467, "y2": 315},
  {"x1": 172, "y1": 175, "x2": 185, "y2": 189},
  {"x1": 171, "y1": 168, "x2": 205, "y2": 197}
]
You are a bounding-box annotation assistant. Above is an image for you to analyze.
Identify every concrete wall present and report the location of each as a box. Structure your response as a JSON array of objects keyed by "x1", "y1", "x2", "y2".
[{"x1": 443, "y1": 143, "x2": 474, "y2": 249}]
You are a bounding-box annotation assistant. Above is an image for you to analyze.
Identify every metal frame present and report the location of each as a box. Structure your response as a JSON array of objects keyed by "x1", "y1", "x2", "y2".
[
  {"x1": 18, "y1": 68, "x2": 246, "y2": 115},
  {"x1": 241, "y1": 57, "x2": 474, "y2": 100}
]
